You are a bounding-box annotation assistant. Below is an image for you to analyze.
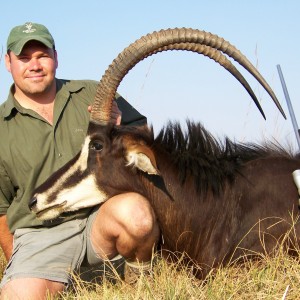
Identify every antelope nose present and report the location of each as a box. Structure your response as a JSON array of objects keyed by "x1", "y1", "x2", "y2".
[{"x1": 29, "y1": 196, "x2": 37, "y2": 210}]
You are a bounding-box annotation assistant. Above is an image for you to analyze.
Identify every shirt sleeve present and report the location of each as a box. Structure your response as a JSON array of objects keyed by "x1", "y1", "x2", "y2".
[
  {"x1": 81, "y1": 80, "x2": 147, "y2": 126},
  {"x1": 115, "y1": 93, "x2": 147, "y2": 126},
  {"x1": 0, "y1": 159, "x2": 14, "y2": 214}
]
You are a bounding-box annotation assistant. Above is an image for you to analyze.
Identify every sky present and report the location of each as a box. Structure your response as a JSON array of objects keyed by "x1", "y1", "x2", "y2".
[{"x1": 0, "y1": 1, "x2": 299, "y2": 151}]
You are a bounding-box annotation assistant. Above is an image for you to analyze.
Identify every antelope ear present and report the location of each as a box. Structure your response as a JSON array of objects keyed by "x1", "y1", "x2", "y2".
[{"x1": 126, "y1": 145, "x2": 160, "y2": 175}]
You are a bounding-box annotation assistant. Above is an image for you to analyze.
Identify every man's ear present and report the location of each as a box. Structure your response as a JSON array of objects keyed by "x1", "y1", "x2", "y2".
[
  {"x1": 5, "y1": 53, "x2": 12, "y2": 73},
  {"x1": 126, "y1": 144, "x2": 160, "y2": 175}
]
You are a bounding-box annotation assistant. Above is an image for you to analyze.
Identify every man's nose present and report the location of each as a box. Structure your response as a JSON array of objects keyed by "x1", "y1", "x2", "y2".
[{"x1": 28, "y1": 58, "x2": 42, "y2": 70}]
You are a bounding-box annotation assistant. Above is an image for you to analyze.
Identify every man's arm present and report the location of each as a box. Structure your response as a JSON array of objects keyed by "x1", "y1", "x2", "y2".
[
  {"x1": 115, "y1": 94, "x2": 147, "y2": 126},
  {"x1": 0, "y1": 214, "x2": 13, "y2": 261}
]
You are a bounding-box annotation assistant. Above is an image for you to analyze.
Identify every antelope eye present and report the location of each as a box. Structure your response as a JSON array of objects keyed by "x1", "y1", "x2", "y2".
[{"x1": 90, "y1": 141, "x2": 103, "y2": 151}]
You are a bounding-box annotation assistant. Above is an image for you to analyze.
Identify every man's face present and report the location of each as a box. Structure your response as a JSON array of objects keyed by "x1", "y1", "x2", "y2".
[{"x1": 5, "y1": 41, "x2": 58, "y2": 97}]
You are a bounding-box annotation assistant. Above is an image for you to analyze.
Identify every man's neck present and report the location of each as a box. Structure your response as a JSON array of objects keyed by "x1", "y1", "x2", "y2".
[{"x1": 14, "y1": 84, "x2": 56, "y2": 125}]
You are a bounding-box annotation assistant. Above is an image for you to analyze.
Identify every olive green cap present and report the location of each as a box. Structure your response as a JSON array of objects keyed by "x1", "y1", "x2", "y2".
[{"x1": 7, "y1": 22, "x2": 55, "y2": 55}]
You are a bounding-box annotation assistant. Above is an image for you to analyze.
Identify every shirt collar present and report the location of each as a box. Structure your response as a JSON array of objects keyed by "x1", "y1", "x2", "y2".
[
  {"x1": 55, "y1": 78, "x2": 86, "y2": 95},
  {"x1": 1, "y1": 78, "x2": 86, "y2": 119}
]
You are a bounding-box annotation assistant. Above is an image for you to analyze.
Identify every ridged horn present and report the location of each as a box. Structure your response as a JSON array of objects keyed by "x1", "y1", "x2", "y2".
[
  {"x1": 148, "y1": 43, "x2": 265, "y2": 119},
  {"x1": 91, "y1": 28, "x2": 285, "y2": 125}
]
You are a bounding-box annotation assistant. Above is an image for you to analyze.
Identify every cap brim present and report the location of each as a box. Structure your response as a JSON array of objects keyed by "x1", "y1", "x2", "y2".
[{"x1": 10, "y1": 36, "x2": 54, "y2": 55}]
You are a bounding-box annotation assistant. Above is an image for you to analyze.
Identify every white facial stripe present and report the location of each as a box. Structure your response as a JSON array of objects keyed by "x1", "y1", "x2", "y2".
[
  {"x1": 37, "y1": 174, "x2": 108, "y2": 220},
  {"x1": 57, "y1": 174, "x2": 108, "y2": 211},
  {"x1": 37, "y1": 207, "x2": 62, "y2": 220},
  {"x1": 37, "y1": 136, "x2": 92, "y2": 204},
  {"x1": 78, "y1": 136, "x2": 91, "y2": 172}
]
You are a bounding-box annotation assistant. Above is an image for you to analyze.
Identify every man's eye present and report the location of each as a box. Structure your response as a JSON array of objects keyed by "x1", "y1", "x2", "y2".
[
  {"x1": 18, "y1": 57, "x2": 30, "y2": 62},
  {"x1": 90, "y1": 141, "x2": 103, "y2": 151}
]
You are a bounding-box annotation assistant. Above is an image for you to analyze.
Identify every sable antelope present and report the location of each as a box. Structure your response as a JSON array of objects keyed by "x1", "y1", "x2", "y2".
[{"x1": 29, "y1": 28, "x2": 300, "y2": 276}]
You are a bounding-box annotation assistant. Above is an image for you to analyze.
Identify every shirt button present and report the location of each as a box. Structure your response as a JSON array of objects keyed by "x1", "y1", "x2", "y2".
[{"x1": 58, "y1": 153, "x2": 62, "y2": 157}]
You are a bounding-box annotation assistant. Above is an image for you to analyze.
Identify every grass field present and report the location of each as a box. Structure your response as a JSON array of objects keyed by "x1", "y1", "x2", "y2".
[{"x1": 1, "y1": 242, "x2": 300, "y2": 299}]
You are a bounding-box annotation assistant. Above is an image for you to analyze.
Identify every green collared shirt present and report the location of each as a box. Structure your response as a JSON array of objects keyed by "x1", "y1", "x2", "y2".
[{"x1": 0, "y1": 78, "x2": 146, "y2": 232}]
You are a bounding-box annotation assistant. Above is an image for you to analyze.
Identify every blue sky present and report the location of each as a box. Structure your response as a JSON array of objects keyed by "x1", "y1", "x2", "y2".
[{"x1": 1, "y1": 1, "x2": 299, "y2": 150}]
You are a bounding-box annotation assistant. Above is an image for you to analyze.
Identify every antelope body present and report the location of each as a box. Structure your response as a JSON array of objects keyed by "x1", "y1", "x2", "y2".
[{"x1": 29, "y1": 28, "x2": 300, "y2": 276}]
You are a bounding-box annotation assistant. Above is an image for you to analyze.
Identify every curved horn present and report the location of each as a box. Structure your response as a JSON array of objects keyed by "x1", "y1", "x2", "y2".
[
  {"x1": 149, "y1": 43, "x2": 265, "y2": 119},
  {"x1": 91, "y1": 28, "x2": 285, "y2": 124}
]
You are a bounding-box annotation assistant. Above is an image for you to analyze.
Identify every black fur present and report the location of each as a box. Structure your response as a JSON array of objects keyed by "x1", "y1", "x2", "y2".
[{"x1": 155, "y1": 121, "x2": 294, "y2": 195}]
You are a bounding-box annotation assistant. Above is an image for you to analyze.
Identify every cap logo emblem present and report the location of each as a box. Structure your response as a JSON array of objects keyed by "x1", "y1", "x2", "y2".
[{"x1": 22, "y1": 23, "x2": 36, "y2": 34}]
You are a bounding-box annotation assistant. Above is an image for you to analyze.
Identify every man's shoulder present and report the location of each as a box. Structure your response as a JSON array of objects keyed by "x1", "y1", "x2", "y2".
[
  {"x1": 0, "y1": 100, "x2": 7, "y2": 111},
  {"x1": 0, "y1": 98, "x2": 14, "y2": 121},
  {"x1": 57, "y1": 78, "x2": 98, "y2": 91},
  {"x1": 0, "y1": 101, "x2": 11, "y2": 139},
  {"x1": 0, "y1": 101, "x2": 6, "y2": 120}
]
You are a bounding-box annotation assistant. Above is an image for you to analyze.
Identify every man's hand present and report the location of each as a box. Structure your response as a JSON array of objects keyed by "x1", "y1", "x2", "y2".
[
  {"x1": 88, "y1": 101, "x2": 122, "y2": 125},
  {"x1": 0, "y1": 215, "x2": 13, "y2": 261},
  {"x1": 111, "y1": 101, "x2": 122, "y2": 125}
]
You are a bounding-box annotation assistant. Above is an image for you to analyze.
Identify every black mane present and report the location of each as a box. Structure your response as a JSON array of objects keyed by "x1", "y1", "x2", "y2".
[{"x1": 155, "y1": 121, "x2": 294, "y2": 195}]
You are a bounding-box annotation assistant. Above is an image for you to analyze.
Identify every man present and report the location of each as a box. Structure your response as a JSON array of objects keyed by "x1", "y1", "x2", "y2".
[{"x1": 0, "y1": 22, "x2": 159, "y2": 299}]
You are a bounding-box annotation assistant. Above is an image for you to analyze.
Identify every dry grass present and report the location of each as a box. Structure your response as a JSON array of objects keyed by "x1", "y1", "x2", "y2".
[
  {"x1": 1, "y1": 229, "x2": 300, "y2": 299},
  {"x1": 2, "y1": 252, "x2": 299, "y2": 299},
  {"x1": 0, "y1": 250, "x2": 5, "y2": 282},
  {"x1": 55, "y1": 247, "x2": 300, "y2": 300}
]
